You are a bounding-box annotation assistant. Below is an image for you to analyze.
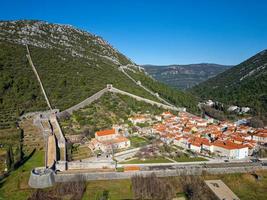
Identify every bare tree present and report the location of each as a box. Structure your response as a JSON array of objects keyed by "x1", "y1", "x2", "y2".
[
  {"x1": 131, "y1": 173, "x2": 175, "y2": 200},
  {"x1": 179, "y1": 175, "x2": 217, "y2": 200}
]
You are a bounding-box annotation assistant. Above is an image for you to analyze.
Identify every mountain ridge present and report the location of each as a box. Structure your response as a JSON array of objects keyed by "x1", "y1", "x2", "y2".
[
  {"x1": 143, "y1": 63, "x2": 232, "y2": 90},
  {"x1": 190, "y1": 49, "x2": 267, "y2": 115}
]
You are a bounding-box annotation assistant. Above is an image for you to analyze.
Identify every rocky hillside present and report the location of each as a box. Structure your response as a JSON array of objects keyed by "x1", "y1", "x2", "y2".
[
  {"x1": 0, "y1": 20, "x2": 198, "y2": 129},
  {"x1": 190, "y1": 50, "x2": 267, "y2": 115},
  {"x1": 143, "y1": 64, "x2": 231, "y2": 90}
]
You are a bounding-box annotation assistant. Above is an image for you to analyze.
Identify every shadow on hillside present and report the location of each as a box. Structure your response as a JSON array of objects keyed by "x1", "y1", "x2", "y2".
[{"x1": 0, "y1": 148, "x2": 36, "y2": 188}]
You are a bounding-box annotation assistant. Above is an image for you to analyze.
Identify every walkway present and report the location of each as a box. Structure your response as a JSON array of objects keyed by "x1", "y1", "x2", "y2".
[{"x1": 205, "y1": 180, "x2": 240, "y2": 200}]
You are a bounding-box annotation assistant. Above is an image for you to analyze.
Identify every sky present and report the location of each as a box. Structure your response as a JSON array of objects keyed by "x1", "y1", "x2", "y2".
[{"x1": 1, "y1": 0, "x2": 267, "y2": 65}]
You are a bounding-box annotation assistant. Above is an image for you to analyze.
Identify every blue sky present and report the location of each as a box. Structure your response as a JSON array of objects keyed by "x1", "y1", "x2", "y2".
[{"x1": 1, "y1": 0, "x2": 267, "y2": 65}]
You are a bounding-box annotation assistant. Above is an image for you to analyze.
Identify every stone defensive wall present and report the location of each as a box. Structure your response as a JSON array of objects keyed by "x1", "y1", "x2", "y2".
[
  {"x1": 57, "y1": 160, "x2": 116, "y2": 171},
  {"x1": 47, "y1": 134, "x2": 57, "y2": 167},
  {"x1": 29, "y1": 164, "x2": 265, "y2": 188},
  {"x1": 59, "y1": 88, "x2": 109, "y2": 116},
  {"x1": 50, "y1": 114, "x2": 67, "y2": 161},
  {"x1": 119, "y1": 66, "x2": 176, "y2": 107},
  {"x1": 26, "y1": 44, "x2": 52, "y2": 110},
  {"x1": 57, "y1": 85, "x2": 183, "y2": 119},
  {"x1": 55, "y1": 165, "x2": 264, "y2": 183},
  {"x1": 109, "y1": 87, "x2": 181, "y2": 111},
  {"x1": 20, "y1": 109, "x2": 59, "y2": 120}
]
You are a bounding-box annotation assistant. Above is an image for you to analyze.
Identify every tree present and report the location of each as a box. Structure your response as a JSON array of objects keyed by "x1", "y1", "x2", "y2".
[
  {"x1": 179, "y1": 175, "x2": 217, "y2": 200},
  {"x1": 131, "y1": 173, "x2": 175, "y2": 200},
  {"x1": 248, "y1": 116, "x2": 264, "y2": 128},
  {"x1": 6, "y1": 145, "x2": 14, "y2": 170}
]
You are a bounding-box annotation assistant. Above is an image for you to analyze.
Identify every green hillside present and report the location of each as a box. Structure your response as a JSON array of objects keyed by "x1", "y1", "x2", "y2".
[
  {"x1": 0, "y1": 20, "x2": 197, "y2": 129},
  {"x1": 60, "y1": 92, "x2": 172, "y2": 137},
  {"x1": 190, "y1": 49, "x2": 267, "y2": 115}
]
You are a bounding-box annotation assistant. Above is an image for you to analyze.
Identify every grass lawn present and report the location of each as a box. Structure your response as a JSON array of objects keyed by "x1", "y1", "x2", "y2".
[
  {"x1": 82, "y1": 179, "x2": 132, "y2": 200},
  {"x1": 120, "y1": 157, "x2": 173, "y2": 164},
  {"x1": 173, "y1": 156, "x2": 208, "y2": 162},
  {"x1": 129, "y1": 136, "x2": 149, "y2": 147},
  {"x1": 205, "y1": 170, "x2": 267, "y2": 200},
  {"x1": 71, "y1": 145, "x2": 93, "y2": 161},
  {"x1": 0, "y1": 150, "x2": 44, "y2": 200}
]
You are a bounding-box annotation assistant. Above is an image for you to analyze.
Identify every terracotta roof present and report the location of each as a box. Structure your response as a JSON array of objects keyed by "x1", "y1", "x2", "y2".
[
  {"x1": 254, "y1": 129, "x2": 267, "y2": 137},
  {"x1": 213, "y1": 140, "x2": 247, "y2": 150},
  {"x1": 254, "y1": 132, "x2": 267, "y2": 138},
  {"x1": 96, "y1": 129, "x2": 116, "y2": 137},
  {"x1": 124, "y1": 166, "x2": 140, "y2": 171},
  {"x1": 162, "y1": 111, "x2": 172, "y2": 115},
  {"x1": 189, "y1": 137, "x2": 210, "y2": 147}
]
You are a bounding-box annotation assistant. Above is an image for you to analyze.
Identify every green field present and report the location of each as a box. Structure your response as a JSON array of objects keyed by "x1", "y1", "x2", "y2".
[
  {"x1": 71, "y1": 145, "x2": 93, "y2": 161},
  {"x1": 83, "y1": 179, "x2": 133, "y2": 200},
  {"x1": 120, "y1": 157, "x2": 173, "y2": 164},
  {"x1": 128, "y1": 136, "x2": 149, "y2": 147},
  {"x1": 173, "y1": 156, "x2": 208, "y2": 162}
]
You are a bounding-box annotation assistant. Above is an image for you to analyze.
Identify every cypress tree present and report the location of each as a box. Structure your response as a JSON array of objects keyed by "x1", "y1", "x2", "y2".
[{"x1": 6, "y1": 145, "x2": 14, "y2": 170}]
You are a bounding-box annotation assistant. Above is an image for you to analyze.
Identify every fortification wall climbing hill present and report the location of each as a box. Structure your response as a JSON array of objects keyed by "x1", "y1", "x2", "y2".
[
  {"x1": 58, "y1": 85, "x2": 182, "y2": 117},
  {"x1": 110, "y1": 87, "x2": 180, "y2": 111},
  {"x1": 120, "y1": 66, "x2": 174, "y2": 107},
  {"x1": 58, "y1": 88, "x2": 108, "y2": 116}
]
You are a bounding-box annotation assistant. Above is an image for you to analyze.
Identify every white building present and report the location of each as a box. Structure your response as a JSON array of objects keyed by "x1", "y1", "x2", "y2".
[
  {"x1": 128, "y1": 115, "x2": 149, "y2": 125},
  {"x1": 212, "y1": 140, "x2": 248, "y2": 159},
  {"x1": 253, "y1": 130, "x2": 267, "y2": 144},
  {"x1": 91, "y1": 129, "x2": 131, "y2": 152},
  {"x1": 95, "y1": 129, "x2": 118, "y2": 141},
  {"x1": 173, "y1": 136, "x2": 189, "y2": 149}
]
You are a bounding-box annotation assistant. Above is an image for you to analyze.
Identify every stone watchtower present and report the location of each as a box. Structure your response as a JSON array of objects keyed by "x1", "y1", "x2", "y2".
[{"x1": 107, "y1": 84, "x2": 113, "y2": 91}]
